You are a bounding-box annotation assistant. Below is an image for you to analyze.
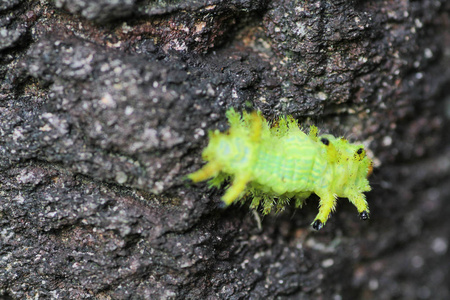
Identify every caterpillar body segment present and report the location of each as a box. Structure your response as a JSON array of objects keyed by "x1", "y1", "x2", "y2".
[{"x1": 189, "y1": 108, "x2": 372, "y2": 230}]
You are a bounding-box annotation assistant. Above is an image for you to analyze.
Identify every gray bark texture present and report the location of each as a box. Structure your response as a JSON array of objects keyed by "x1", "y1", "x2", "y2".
[{"x1": 1, "y1": 0, "x2": 449, "y2": 299}]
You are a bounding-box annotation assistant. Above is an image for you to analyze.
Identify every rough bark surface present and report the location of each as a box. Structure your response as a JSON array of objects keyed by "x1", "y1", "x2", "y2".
[{"x1": 1, "y1": 0, "x2": 449, "y2": 299}]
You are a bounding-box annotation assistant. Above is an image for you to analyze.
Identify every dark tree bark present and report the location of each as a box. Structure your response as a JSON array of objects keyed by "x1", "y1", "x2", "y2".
[{"x1": 1, "y1": 0, "x2": 449, "y2": 299}]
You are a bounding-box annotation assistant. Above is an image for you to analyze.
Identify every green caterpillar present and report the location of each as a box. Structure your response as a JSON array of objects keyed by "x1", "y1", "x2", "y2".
[{"x1": 189, "y1": 108, "x2": 372, "y2": 230}]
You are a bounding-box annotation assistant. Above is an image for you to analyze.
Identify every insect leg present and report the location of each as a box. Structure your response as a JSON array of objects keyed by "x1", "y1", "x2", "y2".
[
  {"x1": 312, "y1": 191, "x2": 337, "y2": 230},
  {"x1": 222, "y1": 174, "x2": 252, "y2": 206},
  {"x1": 294, "y1": 192, "x2": 311, "y2": 208},
  {"x1": 188, "y1": 161, "x2": 221, "y2": 183},
  {"x1": 348, "y1": 192, "x2": 370, "y2": 220}
]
